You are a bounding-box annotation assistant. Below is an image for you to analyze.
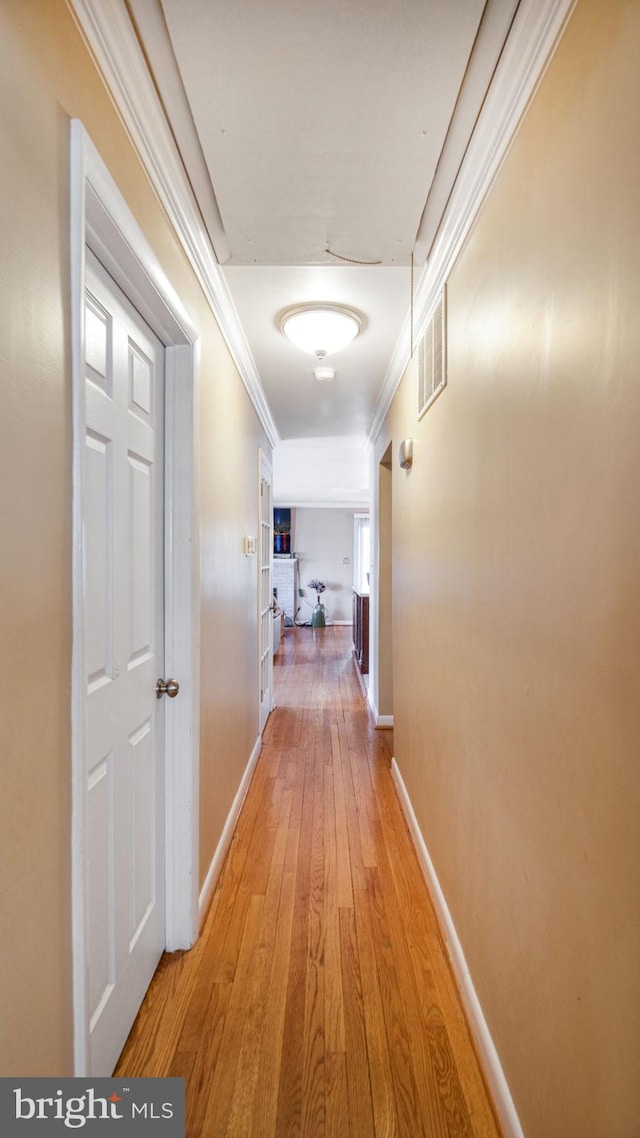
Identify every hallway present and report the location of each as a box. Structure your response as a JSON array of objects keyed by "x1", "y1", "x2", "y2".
[{"x1": 116, "y1": 627, "x2": 501, "y2": 1137}]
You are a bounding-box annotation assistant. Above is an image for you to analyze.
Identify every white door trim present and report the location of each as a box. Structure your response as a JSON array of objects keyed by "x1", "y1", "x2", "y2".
[
  {"x1": 258, "y1": 449, "x2": 274, "y2": 733},
  {"x1": 70, "y1": 120, "x2": 201, "y2": 1074}
]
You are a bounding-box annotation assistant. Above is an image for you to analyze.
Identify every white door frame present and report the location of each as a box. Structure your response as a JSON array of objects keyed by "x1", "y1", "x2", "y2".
[
  {"x1": 258, "y1": 449, "x2": 274, "y2": 733},
  {"x1": 70, "y1": 121, "x2": 201, "y2": 1074}
]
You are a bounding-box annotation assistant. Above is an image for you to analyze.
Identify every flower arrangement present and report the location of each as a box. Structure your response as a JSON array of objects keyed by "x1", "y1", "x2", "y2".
[{"x1": 307, "y1": 579, "x2": 326, "y2": 603}]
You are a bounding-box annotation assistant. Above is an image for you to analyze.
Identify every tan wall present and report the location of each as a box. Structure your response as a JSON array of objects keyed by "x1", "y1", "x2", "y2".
[
  {"x1": 0, "y1": 0, "x2": 268, "y2": 1076},
  {"x1": 384, "y1": 0, "x2": 640, "y2": 1135}
]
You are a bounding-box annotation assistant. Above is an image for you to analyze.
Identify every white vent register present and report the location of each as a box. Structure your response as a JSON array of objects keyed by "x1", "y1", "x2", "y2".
[{"x1": 418, "y1": 286, "x2": 447, "y2": 418}]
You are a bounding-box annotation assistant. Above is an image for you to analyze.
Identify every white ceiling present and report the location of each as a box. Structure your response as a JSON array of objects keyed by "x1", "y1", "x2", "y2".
[
  {"x1": 223, "y1": 264, "x2": 409, "y2": 438},
  {"x1": 160, "y1": 0, "x2": 488, "y2": 267},
  {"x1": 121, "y1": 0, "x2": 520, "y2": 447},
  {"x1": 272, "y1": 436, "x2": 371, "y2": 508}
]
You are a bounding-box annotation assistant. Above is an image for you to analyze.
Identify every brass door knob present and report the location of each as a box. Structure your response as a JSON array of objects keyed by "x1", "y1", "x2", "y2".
[{"x1": 156, "y1": 677, "x2": 180, "y2": 699}]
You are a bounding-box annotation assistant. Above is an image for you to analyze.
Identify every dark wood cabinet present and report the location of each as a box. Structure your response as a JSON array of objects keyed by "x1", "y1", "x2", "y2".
[{"x1": 352, "y1": 589, "x2": 370, "y2": 675}]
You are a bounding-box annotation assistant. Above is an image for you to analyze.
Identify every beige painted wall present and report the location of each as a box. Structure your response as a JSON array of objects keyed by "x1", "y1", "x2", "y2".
[
  {"x1": 0, "y1": 0, "x2": 269, "y2": 1076},
  {"x1": 383, "y1": 1, "x2": 640, "y2": 1134}
]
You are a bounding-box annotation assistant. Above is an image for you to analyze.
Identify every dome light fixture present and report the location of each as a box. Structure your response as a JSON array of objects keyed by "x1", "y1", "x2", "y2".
[{"x1": 278, "y1": 302, "x2": 365, "y2": 359}]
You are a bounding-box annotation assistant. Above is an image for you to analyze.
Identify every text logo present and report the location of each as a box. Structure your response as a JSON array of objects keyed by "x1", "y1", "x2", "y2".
[{"x1": 0, "y1": 1078, "x2": 184, "y2": 1135}]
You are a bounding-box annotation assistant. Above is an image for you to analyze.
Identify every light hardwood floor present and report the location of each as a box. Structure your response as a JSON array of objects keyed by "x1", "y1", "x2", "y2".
[{"x1": 116, "y1": 626, "x2": 502, "y2": 1137}]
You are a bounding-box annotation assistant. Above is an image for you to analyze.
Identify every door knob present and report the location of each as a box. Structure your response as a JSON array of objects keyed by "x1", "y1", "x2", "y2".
[{"x1": 156, "y1": 677, "x2": 180, "y2": 699}]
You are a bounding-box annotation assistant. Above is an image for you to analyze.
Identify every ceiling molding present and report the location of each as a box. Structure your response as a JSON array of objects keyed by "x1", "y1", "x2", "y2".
[
  {"x1": 272, "y1": 500, "x2": 369, "y2": 510},
  {"x1": 369, "y1": 0, "x2": 578, "y2": 443},
  {"x1": 65, "y1": 0, "x2": 280, "y2": 448},
  {"x1": 126, "y1": 0, "x2": 232, "y2": 267},
  {"x1": 413, "y1": 0, "x2": 521, "y2": 268}
]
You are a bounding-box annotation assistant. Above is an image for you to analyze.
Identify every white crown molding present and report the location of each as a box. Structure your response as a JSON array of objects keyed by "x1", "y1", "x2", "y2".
[
  {"x1": 66, "y1": 0, "x2": 279, "y2": 448},
  {"x1": 369, "y1": 0, "x2": 578, "y2": 443},
  {"x1": 272, "y1": 499, "x2": 369, "y2": 510}
]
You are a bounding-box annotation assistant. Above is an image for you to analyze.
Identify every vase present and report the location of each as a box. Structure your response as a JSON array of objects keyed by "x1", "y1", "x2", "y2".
[{"x1": 311, "y1": 601, "x2": 326, "y2": 629}]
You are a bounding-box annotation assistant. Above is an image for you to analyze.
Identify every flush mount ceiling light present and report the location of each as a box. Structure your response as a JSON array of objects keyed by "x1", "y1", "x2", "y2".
[{"x1": 278, "y1": 303, "x2": 365, "y2": 359}]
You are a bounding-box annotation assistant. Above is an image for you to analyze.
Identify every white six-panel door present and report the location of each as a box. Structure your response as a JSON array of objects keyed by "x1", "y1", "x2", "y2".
[{"x1": 83, "y1": 250, "x2": 166, "y2": 1074}]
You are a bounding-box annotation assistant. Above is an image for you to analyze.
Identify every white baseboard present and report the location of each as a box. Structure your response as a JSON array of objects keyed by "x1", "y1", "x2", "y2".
[
  {"x1": 198, "y1": 734, "x2": 262, "y2": 924},
  {"x1": 390, "y1": 758, "x2": 525, "y2": 1138},
  {"x1": 375, "y1": 714, "x2": 394, "y2": 729}
]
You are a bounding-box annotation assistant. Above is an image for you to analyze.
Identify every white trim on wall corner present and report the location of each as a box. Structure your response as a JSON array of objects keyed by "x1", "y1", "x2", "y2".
[
  {"x1": 375, "y1": 715, "x2": 394, "y2": 729},
  {"x1": 390, "y1": 758, "x2": 525, "y2": 1138},
  {"x1": 66, "y1": 0, "x2": 279, "y2": 448},
  {"x1": 198, "y1": 735, "x2": 263, "y2": 924},
  {"x1": 366, "y1": 688, "x2": 392, "y2": 728},
  {"x1": 368, "y1": 0, "x2": 578, "y2": 443}
]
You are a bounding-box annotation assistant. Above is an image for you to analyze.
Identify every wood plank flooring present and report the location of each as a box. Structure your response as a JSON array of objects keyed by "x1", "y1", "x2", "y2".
[{"x1": 116, "y1": 626, "x2": 502, "y2": 1137}]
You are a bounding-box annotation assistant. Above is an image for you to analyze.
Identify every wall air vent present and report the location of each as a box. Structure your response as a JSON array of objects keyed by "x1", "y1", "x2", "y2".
[{"x1": 418, "y1": 285, "x2": 447, "y2": 418}]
